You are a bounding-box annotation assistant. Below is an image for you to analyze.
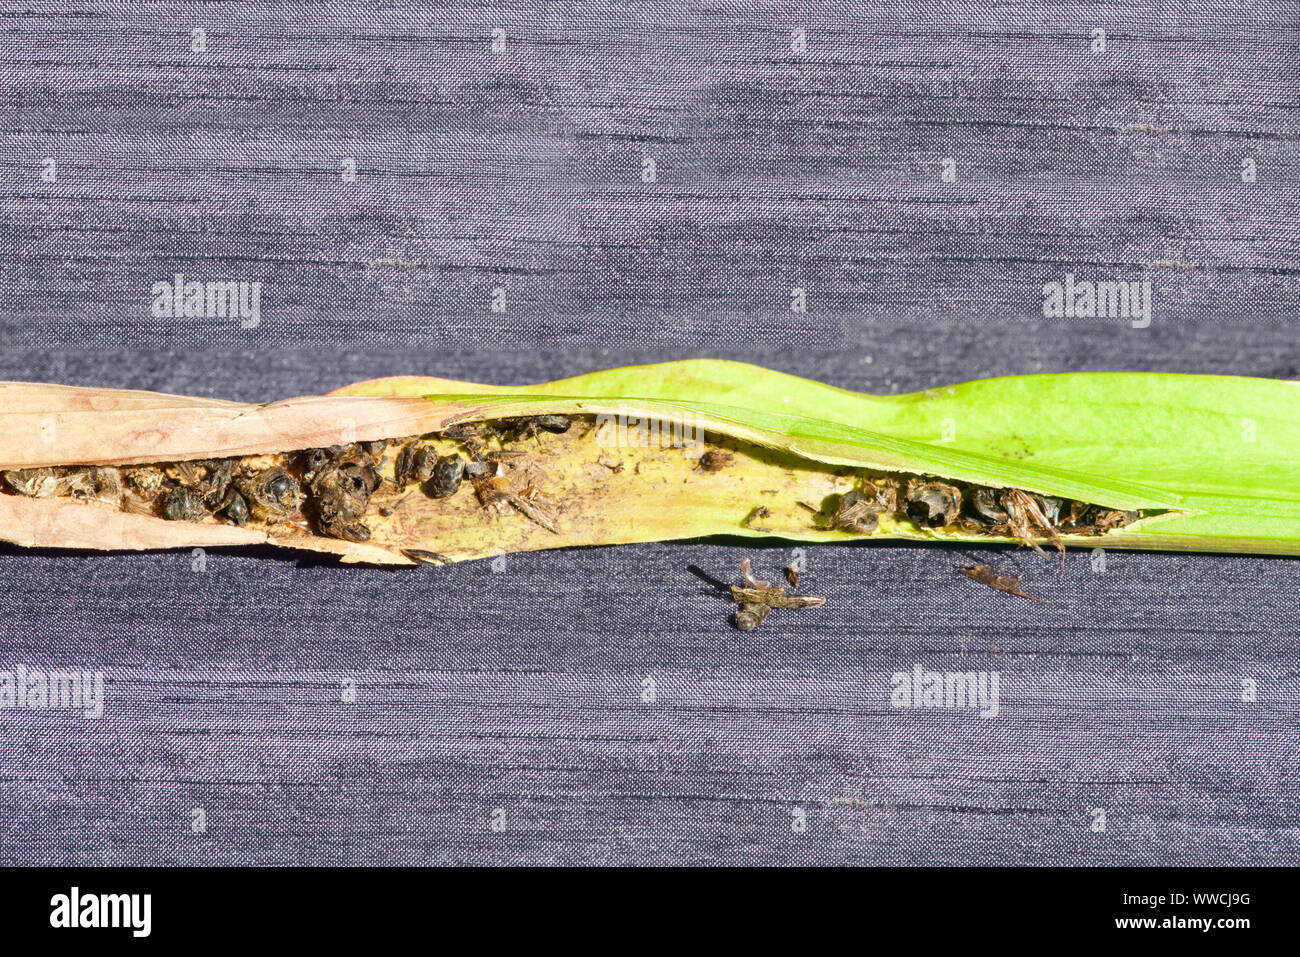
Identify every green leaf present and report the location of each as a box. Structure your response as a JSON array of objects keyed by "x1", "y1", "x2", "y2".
[{"x1": 334, "y1": 361, "x2": 1300, "y2": 556}]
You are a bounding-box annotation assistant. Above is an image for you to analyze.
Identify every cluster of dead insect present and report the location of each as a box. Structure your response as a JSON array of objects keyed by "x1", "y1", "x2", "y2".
[
  {"x1": 389, "y1": 416, "x2": 570, "y2": 533},
  {"x1": 1, "y1": 441, "x2": 390, "y2": 541},
  {"x1": 0, "y1": 458, "x2": 307, "y2": 528},
  {"x1": 0, "y1": 415, "x2": 575, "y2": 544},
  {"x1": 802, "y1": 475, "x2": 1139, "y2": 550},
  {"x1": 2, "y1": 465, "x2": 127, "y2": 507}
]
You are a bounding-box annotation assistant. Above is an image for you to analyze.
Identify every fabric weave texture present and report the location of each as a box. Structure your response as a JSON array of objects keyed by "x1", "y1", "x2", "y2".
[{"x1": 0, "y1": 2, "x2": 1296, "y2": 865}]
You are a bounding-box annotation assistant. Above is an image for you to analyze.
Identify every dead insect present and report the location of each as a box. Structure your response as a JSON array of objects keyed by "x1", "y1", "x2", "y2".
[
  {"x1": 428, "y1": 454, "x2": 465, "y2": 498},
  {"x1": 466, "y1": 471, "x2": 558, "y2": 532},
  {"x1": 728, "y1": 558, "x2": 826, "y2": 631},
  {"x1": 166, "y1": 459, "x2": 206, "y2": 487},
  {"x1": 863, "y1": 478, "x2": 899, "y2": 513},
  {"x1": 742, "y1": 505, "x2": 773, "y2": 532},
  {"x1": 905, "y1": 478, "x2": 962, "y2": 528},
  {"x1": 124, "y1": 467, "x2": 166, "y2": 496},
  {"x1": 402, "y1": 549, "x2": 453, "y2": 566},
  {"x1": 154, "y1": 459, "x2": 230, "y2": 508},
  {"x1": 86, "y1": 466, "x2": 124, "y2": 505},
  {"x1": 310, "y1": 458, "x2": 378, "y2": 542},
  {"x1": 200, "y1": 459, "x2": 253, "y2": 525},
  {"x1": 1036, "y1": 495, "x2": 1064, "y2": 526},
  {"x1": 533, "y1": 414, "x2": 572, "y2": 433},
  {"x1": 236, "y1": 466, "x2": 301, "y2": 523},
  {"x1": 395, "y1": 442, "x2": 439, "y2": 488},
  {"x1": 160, "y1": 485, "x2": 207, "y2": 522},
  {"x1": 345, "y1": 456, "x2": 383, "y2": 495},
  {"x1": 970, "y1": 487, "x2": 1009, "y2": 525},
  {"x1": 360, "y1": 440, "x2": 387, "y2": 462},
  {"x1": 3, "y1": 466, "x2": 115, "y2": 501},
  {"x1": 4, "y1": 467, "x2": 72, "y2": 498},
  {"x1": 831, "y1": 490, "x2": 882, "y2": 533},
  {"x1": 499, "y1": 415, "x2": 571, "y2": 441},
  {"x1": 295, "y1": 447, "x2": 343, "y2": 485},
  {"x1": 959, "y1": 564, "x2": 1046, "y2": 604},
  {"x1": 441, "y1": 423, "x2": 482, "y2": 440},
  {"x1": 1086, "y1": 507, "x2": 1137, "y2": 534},
  {"x1": 697, "y1": 450, "x2": 734, "y2": 472},
  {"x1": 474, "y1": 475, "x2": 513, "y2": 512},
  {"x1": 221, "y1": 490, "x2": 251, "y2": 526},
  {"x1": 459, "y1": 442, "x2": 525, "y2": 479},
  {"x1": 462, "y1": 457, "x2": 496, "y2": 479},
  {"x1": 198, "y1": 458, "x2": 234, "y2": 508},
  {"x1": 801, "y1": 490, "x2": 881, "y2": 534},
  {"x1": 393, "y1": 444, "x2": 414, "y2": 485},
  {"x1": 999, "y1": 487, "x2": 1063, "y2": 557},
  {"x1": 784, "y1": 564, "x2": 800, "y2": 587},
  {"x1": 509, "y1": 483, "x2": 560, "y2": 534},
  {"x1": 1059, "y1": 499, "x2": 1092, "y2": 531},
  {"x1": 296, "y1": 447, "x2": 331, "y2": 476}
]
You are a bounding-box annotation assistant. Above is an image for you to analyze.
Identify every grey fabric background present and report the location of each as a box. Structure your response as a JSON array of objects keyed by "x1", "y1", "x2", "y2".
[{"x1": 0, "y1": 2, "x2": 1297, "y2": 865}]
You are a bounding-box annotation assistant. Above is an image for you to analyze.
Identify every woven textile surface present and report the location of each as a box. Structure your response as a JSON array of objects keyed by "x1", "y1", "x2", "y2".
[{"x1": 0, "y1": 2, "x2": 1297, "y2": 864}]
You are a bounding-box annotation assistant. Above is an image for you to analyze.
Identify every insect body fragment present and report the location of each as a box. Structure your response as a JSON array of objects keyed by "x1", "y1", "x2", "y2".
[
  {"x1": 958, "y1": 564, "x2": 1045, "y2": 603},
  {"x1": 729, "y1": 558, "x2": 826, "y2": 631}
]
